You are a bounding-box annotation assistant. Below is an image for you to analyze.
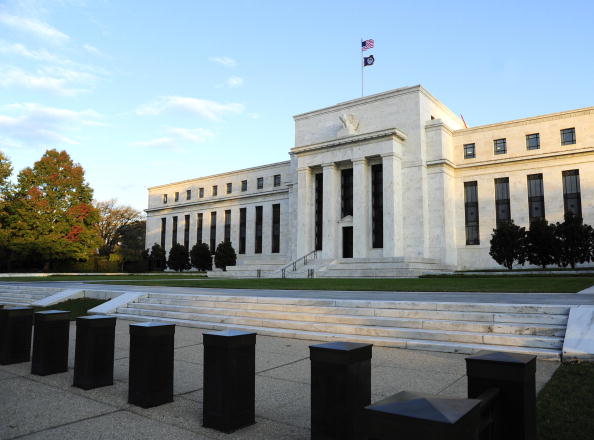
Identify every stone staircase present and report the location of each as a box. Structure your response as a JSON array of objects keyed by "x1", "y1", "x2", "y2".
[
  {"x1": 113, "y1": 293, "x2": 569, "y2": 359},
  {"x1": 0, "y1": 285, "x2": 62, "y2": 306}
]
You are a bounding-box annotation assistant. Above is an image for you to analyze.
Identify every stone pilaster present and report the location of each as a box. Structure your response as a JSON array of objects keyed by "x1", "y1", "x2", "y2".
[
  {"x1": 296, "y1": 167, "x2": 313, "y2": 256},
  {"x1": 352, "y1": 158, "x2": 369, "y2": 258},
  {"x1": 322, "y1": 163, "x2": 339, "y2": 259},
  {"x1": 382, "y1": 152, "x2": 403, "y2": 257}
]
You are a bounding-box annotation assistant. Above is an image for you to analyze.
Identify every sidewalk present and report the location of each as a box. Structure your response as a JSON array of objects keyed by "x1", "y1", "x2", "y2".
[{"x1": 1, "y1": 319, "x2": 559, "y2": 440}]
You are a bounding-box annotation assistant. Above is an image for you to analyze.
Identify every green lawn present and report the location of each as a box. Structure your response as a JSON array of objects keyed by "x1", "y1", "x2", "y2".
[
  {"x1": 33, "y1": 298, "x2": 107, "y2": 320},
  {"x1": 537, "y1": 362, "x2": 594, "y2": 440},
  {"x1": 79, "y1": 276, "x2": 594, "y2": 293},
  {"x1": 0, "y1": 274, "x2": 207, "y2": 282}
]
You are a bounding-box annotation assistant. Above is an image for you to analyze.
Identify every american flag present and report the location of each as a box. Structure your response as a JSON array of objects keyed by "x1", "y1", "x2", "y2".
[{"x1": 361, "y1": 39, "x2": 374, "y2": 51}]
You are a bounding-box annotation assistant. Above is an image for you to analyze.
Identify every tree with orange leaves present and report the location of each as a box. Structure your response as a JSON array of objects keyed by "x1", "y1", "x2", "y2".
[{"x1": 3, "y1": 149, "x2": 100, "y2": 271}]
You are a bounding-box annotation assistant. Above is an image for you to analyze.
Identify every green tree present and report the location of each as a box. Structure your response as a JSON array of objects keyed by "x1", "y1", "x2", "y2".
[
  {"x1": 0, "y1": 151, "x2": 12, "y2": 270},
  {"x1": 3, "y1": 149, "x2": 100, "y2": 270},
  {"x1": 95, "y1": 199, "x2": 142, "y2": 256},
  {"x1": 167, "y1": 243, "x2": 191, "y2": 272},
  {"x1": 115, "y1": 220, "x2": 147, "y2": 272},
  {"x1": 555, "y1": 213, "x2": 592, "y2": 269},
  {"x1": 0, "y1": 151, "x2": 12, "y2": 196},
  {"x1": 190, "y1": 242, "x2": 212, "y2": 271},
  {"x1": 489, "y1": 220, "x2": 527, "y2": 270},
  {"x1": 214, "y1": 240, "x2": 237, "y2": 271},
  {"x1": 526, "y1": 218, "x2": 559, "y2": 269},
  {"x1": 148, "y1": 243, "x2": 167, "y2": 271}
]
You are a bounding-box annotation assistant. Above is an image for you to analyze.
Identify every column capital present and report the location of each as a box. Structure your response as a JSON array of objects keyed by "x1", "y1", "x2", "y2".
[
  {"x1": 381, "y1": 152, "x2": 402, "y2": 160},
  {"x1": 352, "y1": 157, "x2": 367, "y2": 165},
  {"x1": 297, "y1": 166, "x2": 311, "y2": 174},
  {"x1": 321, "y1": 162, "x2": 336, "y2": 169}
]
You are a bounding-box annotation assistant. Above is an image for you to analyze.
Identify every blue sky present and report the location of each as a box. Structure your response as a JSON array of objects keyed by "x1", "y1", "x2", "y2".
[{"x1": 1, "y1": 0, "x2": 593, "y2": 211}]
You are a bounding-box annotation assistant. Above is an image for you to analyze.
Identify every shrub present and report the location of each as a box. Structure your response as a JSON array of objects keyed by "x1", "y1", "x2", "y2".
[
  {"x1": 489, "y1": 221, "x2": 527, "y2": 270},
  {"x1": 167, "y1": 243, "x2": 191, "y2": 272},
  {"x1": 556, "y1": 213, "x2": 593, "y2": 269},
  {"x1": 214, "y1": 240, "x2": 237, "y2": 271},
  {"x1": 526, "y1": 219, "x2": 559, "y2": 269},
  {"x1": 190, "y1": 242, "x2": 212, "y2": 271},
  {"x1": 148, "y1": 243, "x2": 167, "y2": 271}
]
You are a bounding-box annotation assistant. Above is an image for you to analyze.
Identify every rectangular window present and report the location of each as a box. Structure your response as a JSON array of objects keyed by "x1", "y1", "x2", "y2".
[
  {"x1": 526, "y1": 133, "x2": 540, "y2": 150},
  {"x1": 561, "y1": 128, "x2": 576, "y2": 145},
  {"x1": 199, "y1": 187, "x2": 204, "y2": 198},
  {"x1": 163, "y1": 194, "x2": 168, "y2": 204},
  {"x1": 174, "y1": 192, "x2": 179, "y2": 202},
  {"x1": 371, "y1": 164, "x2": 383, "y2": 248},
  {"x1": 172, "y1": 216, "x2": 178, "y2": 245},
  {"x1": 160, "y1": 218, "x2": 166, "y2": 248},
  {"x1": 494, "y1": 177, "x2": 511, "y2": 227},
  {"x1": 212, "y1": 185, "x2": 218, "y2": 196},
  {"x1": 341, "y1": 168, "x2": 353, "y2": 217},
  {"x1": 315, "y1": 173, "x2": 323, "y2": 251},
  {"x1": 224, "y1": 209, "x2": 231, "y2": 242},
  {"x1": 197, "y1": 213, "x2": 203, "y2": 244},
  {"x1": 239, "y1": 208, "x2": 246, "y2": 254},
  {"x1": 257, "y1": 177, "x2": 264, "y2": 189},
  {"x1": 226, "y1": 182, "x2": 232, "y2": 194},
  {"x1": 527, "y1": 174, "x2": 545, "y2": 222},
  {"x1": 272, "y1": 204, "x2": 280, "y2": 253},
  {"x1": 494, "y1": 138, "x2": 507, "y2": 155},
  {"x1": 464, "y1": 143, "x2": 476, "y2": 159},
  {"x1": 186, "y1": 189, "x2": 191, "y2": 200},
  {"x1": 273, "y1": 174, "x2": 281, "y2": 187},
  {"x1": 255, "y1": 206, "x2": 263, "y2": 253},
  {"x1": 562, "y1": 170, "x2": 582, "y2": 217},
  {"x1": 184, "y1": 214, "x2": 190, "y2": 249},
  {"x1": 241, "y1": 180, "x2": 247, "y2": 192},
  {"x1": 464, "y1": 182, "x2": 479, "y2": 245},
  {"x1": 210, "y1": 212, "x2": 216, "y2": 253}
]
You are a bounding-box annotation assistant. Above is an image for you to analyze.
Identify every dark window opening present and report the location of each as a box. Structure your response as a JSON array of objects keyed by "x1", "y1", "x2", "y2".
[
  {"x1": 239, "y1": 208, "x2": 246, "y2": 254},
  {"x1": 561, "y1": 128, "x2": 576, "y2": 145},
  {"x1": 272, "y1": 204, "x2": 280, "y2": 253},
  {"x1": 526, "y1": 133, "x2": 540, "y2": 150},
  {"x1": 495, "y1": 177, "x2": 511, "y2": 227},
  {"x1": 273, "y1": 174, "x2": 281, "y2": 187},
  {"x1": 172, "y1": 216, "x2": 178, "y2": 246},
  {"x1": 197, "y1": 213, "x2": 203, "y2": 244},
  {"x1": 257, "y1": 177, "x2": 264, "y2": 189},
  {"x1": 226, "y1": 183, "x2": 232, "y2": 194},
  {"x1": 563, "y1": 169, "x2": 582, "y2": 217},
  {"x1": 186, "y1": 189, "x2": 191, "y2": 200},
  {"x1": 160, "y1": 218, "x2": 166, "y2": 248},
  {"x1": 255, "y1": 206, "x2": 263, "y2": 253},
  {"x1": 371, "y1": 164, "x2": 383, "y2": 248},
  {"x1": 184, "y1": 214, "x2": 190, "y2": 249},
  {"x1": 464, "y1": 182, "x2": 479, "y2": 245},
  {"x1": 163, "y1": 194, "x2": 168, "y2": 204},
  {"x1": 314, "y1": 173, "x2": 323, "y2": 251},
  {"x1": 224, "y1": 209, "x2": 231, "y2": 242},
  {"x1": 241, "y1": 180, "x2": 247, "y2": 191},
  {"x1": 212, "y1": 185, "x2": 218, "y2": 196},
  {"x1": 174, "y1": 192, "x2": 179, "y2": 202},
  {"x1": 210, "y1": 212, "x2": 216, "y2": 253},
  {"x1": 199, "y1": 188, "x2": 204, "y2": 198},
  {"x1": 341, "y1": 168, "x2": 353, "y2": 217},
  {"x1": 494, "y1": 138, "x2": 507, "y2": 155},
  {"x1": 464, "y1": 143, "x2": 476, "y2": 159},
  {"x1": 527, "y1": 174, "x2": 545, "y2": 222}
]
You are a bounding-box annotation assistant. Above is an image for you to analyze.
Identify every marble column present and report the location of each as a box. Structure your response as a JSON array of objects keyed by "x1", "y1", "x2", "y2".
[
  {"x1": 322, "y1": 163, "x2": 339, "y2": 259},
  {"x1": 382, "y1": 152, "x2": 403, "y2": 257},
  {"x1": 296, "y1": 167, "x2": 313, "y2": 256},
  {"x1": 352, "y1": 158, "x2": 369, "y2": 258}
]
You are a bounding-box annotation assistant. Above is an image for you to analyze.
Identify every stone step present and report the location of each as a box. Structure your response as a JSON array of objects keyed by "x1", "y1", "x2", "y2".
[
  {"x1": 126, "y1": 302, "x2": 565, "y2": 336},
  {"x1": 112, "y1": 312, "x2": 561, "y2": 360},
  {"x1": 117, "y1": 307, "x2": 563, "y2": 349}
]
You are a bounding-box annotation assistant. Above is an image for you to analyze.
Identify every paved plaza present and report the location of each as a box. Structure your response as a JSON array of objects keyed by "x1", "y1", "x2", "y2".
[{"x1": 0, "y1": 318, "x2": 560, "y2": 440}]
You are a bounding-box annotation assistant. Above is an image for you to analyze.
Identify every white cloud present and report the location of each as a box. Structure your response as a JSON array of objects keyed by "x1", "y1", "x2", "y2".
[
  {"x1": 0, "y1": 102, "x2": 102, "y2": 148},
  {"x1": 209, "y1": 56, "x2": 236, "y2": 68},
  {"x1": 132, "y1": 127, "x2": 215, "y2": 151},
  {"x1": 226, "y1": 76, "x2": 243, "y2": 88},
  {"x1": 0, "y1": 12, "x2": 69, "y2": 44},
  {"x1": 83, "y1": 43, "x2": 101, "y2": 56},
  {"x1": 0, "y1": 40, "x2": 59, "y2": 62},
  {"x1": 0, "y1": 65, "x2": 97, "y2": 95},
  {"x1": 136, "y1": 96, "x2": 244, "y2": 121}
]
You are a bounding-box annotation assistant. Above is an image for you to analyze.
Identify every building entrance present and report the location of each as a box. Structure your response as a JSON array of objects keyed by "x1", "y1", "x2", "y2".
[{"x1": 342, "y1": 226, "x2": 353, "y2": 258}]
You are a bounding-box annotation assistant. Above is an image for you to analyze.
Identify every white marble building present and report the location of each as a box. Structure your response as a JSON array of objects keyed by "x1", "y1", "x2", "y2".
[{"x1": 146, "y1": 85, "x2": 594, "y2": 276}]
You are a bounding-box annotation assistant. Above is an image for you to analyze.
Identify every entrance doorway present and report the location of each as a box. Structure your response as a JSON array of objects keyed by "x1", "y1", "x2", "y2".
[{"x1": 342, "y1": 226, "x2": 353, "y2": 258}]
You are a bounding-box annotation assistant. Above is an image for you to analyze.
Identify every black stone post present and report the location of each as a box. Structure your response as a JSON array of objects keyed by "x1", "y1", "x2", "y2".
[
  {"x1": 465, "y1": 351, "x2": 537, "y2": 440},
  {"x1": 31, "y1": 310, "x2": 70, "y2": 375},
  {"x1": 73, "y1": 315, "x2": 116, "y2": 390},
  {"x1": 203, "y1": 330, "x2": 256, "y2": 433},
  {"x1": 0, "y1": 307, "x2": 33, "y2": 365},
  {"x1": 361, "y1": 391, "x2": 482, "y2": 440},
  {"x1": 309, "y1": 341, "x2": 372, "y2": 440},
  {"x1": 128, "y1": 322, "x2": 175, "y2": 408}
]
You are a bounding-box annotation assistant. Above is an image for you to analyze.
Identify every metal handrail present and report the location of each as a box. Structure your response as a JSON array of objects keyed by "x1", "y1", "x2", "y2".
[{"x1": 279, "y1": 249, "x2": 318, "y2": 275}]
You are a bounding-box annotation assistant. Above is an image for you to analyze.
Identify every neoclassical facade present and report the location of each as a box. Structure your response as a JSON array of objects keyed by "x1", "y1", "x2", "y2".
[{"x1": 146, "y1": 85, "x2": 594, "y2": 276}]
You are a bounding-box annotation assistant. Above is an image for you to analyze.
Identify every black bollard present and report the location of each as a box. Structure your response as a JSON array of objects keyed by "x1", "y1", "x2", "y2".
[
  {"x1": 465, "y1": 351, "x2": 536, "y2": 440},
  {"x1": 128, "y1": 322, "x2": 175, "y2": 408},
  {"x1": 0, "y1": 307, "x2": 34, "y2": 365},
  {"x1": 309, "y1": 341, "x2": 372, "y2": 440},
  {"x1": 362, "y1": 391, "x2": 482, "y2": 440},
  {"x1": 203, "y1": 330, "x2": 256, "y2": 433},
  {"x1": 73, "y1": 315, "x2": 116, "y2": 390},
  {"x1": 31, "y1": 310, "x2": 70, "y2": 375}
]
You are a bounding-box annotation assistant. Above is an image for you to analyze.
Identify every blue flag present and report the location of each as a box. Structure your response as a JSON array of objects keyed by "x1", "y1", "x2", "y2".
[{"x1": 363, "y1": 55, "x2": 375, "y2": 66}]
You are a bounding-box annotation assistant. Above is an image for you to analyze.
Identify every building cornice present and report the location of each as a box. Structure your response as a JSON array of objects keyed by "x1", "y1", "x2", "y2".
[
  {"x1": 290, "y1": 128, "x2": 407, "y2": 155},
  {"x1": 145, "y1": 188, "x2": 289, "y2": 213},
  {"x1": 453, "y1": 106, "x2": 594, "y2": 135},
  {"x1": 148, "y1": 160, "x2": 291, "y2": 190}
]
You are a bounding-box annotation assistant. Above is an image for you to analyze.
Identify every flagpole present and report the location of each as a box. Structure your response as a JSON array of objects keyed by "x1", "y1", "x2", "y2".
[{"x1": 360, "y1": 37, "x2": 364, "y2": 97}]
